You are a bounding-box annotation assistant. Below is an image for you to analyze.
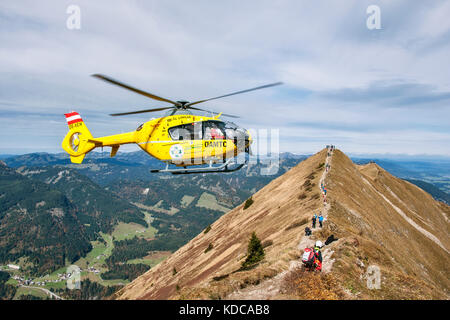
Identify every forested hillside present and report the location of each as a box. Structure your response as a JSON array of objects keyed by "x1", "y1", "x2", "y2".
[{"x1": 0, "y1": 162, "x2": 92, "y2": 275}]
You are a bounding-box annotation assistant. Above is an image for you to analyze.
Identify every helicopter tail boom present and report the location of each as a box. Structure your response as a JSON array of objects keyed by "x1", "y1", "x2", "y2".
[{"x1": 62, "y1": 111, "x2": 138, "y2": 163}]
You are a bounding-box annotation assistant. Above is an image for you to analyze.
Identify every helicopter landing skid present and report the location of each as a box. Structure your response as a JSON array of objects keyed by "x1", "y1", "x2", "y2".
[{"x1": 150, "y1": 158, "x2": 246, "y2": 175}]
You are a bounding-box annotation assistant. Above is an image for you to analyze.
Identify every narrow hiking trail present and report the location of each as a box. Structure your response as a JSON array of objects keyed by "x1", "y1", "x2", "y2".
[
  {"x1": 299, "y1": 146, "x2": 334, "y2": 273},
  {"x1": 319, "y1": 148, "x2": 335, "y2": 272},
  {"x1": 227, "y1": 147, "x2": 335, "y2": 300},
  {"x1": 320, "y1": 148, "x2": 333, "y2": 220}
]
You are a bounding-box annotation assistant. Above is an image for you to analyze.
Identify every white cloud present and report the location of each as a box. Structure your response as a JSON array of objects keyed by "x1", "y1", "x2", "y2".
[{"x1": 0, "y1": 0, "x2": 449, "y2": 156}]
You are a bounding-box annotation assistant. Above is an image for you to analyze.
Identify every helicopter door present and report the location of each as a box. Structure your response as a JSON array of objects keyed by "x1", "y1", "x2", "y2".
[
  {"x1": 189, "y1": 122, "x2": 204, "y2": 161},
  {"x1": 202, "y1": 121, "x2": 234, "y2": 161},
  {"x1": 168, "y1": 122, "x2": 203, "y2": 162},
  {"x1": 203, "y1": 121, "x2": 225, "y2": 140}
]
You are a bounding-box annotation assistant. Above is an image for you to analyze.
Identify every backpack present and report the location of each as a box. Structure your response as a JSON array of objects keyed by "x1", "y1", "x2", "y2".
[
  {"x1": 302, "y1": 248, "x2": 315, "y2": 266},
  {"x1": 325, "y1": 234, "x2": 338, "y2": 245},
  {"x1": 305, "y1": 227, "x2": 312, "y2": 236}
]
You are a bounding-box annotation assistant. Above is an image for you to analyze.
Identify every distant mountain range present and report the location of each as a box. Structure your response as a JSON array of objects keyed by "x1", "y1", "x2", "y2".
[
  {"x1": 352, "y1": 157, "x2": 450, "y2": 202},
  {"x1": 3, "y1": 151, "x2": 448, "y2": 203}
]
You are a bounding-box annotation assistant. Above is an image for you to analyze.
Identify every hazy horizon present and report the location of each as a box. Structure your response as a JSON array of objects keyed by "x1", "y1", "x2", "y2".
[{"x1": 2, "y1": 148, "x2": 450, "y2": 162}]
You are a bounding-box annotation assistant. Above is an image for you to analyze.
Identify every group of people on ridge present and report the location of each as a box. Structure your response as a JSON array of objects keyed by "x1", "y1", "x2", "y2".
[
  {"x1": 303, "y1": 209, "x2": 326, "y2": 272},
  {"x1": 301, "y1": 145, "x2": 337, "y2": 272},
  {"x1": 326, "y1": 144, "x2": 335, "y2": 156},
  {"x1": 321, "y1": 183, "x2": 327, "y2": 203},
  {"x1": 312, "y1": 213, "x2": 324, "y2": 228}
]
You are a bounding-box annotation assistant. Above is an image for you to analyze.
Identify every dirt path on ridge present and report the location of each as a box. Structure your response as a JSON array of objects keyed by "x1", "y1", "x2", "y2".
[{"x1": 226, "y1": 147, "x2": 335, "y2": 300}]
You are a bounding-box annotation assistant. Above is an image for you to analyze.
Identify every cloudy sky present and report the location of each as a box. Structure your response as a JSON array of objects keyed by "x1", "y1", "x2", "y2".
[{"x1": 1, "y1": 0, "x2": 449, "y2": 156}]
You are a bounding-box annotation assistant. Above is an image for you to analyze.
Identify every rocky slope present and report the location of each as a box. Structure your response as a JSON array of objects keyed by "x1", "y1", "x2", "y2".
[{"x1": 115, "y1": 148, "x2": 450, "y2": 300}]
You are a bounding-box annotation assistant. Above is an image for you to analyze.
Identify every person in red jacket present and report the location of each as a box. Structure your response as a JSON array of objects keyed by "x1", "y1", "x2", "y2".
[{"x1": 313, "y1": 241, "x2": 323, "y2": 271}]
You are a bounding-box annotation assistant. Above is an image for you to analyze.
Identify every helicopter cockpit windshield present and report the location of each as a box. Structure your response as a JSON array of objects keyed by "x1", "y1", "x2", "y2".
[
  {"x1": 223, "y1": 121, "x2": 240, "y2": 139},
  {"x1": 204, "y1": 121, "x2": 225, "y2": 140},
  {"x1": 203, "y1": 120, "x2": 247, "y2": 141}
]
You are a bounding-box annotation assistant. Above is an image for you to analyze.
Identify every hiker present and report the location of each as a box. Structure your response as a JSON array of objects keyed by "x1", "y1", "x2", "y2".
[
  {"x1": 313, "y1": 240, "x2": 323, "y2": 271},
  {"x1": 305, "y1": 227, "x2": 312, "y2": 236},
  {"x1": 301, "y1": 240, "x2": 324, "y2": 272},
  {"x1": 318, "y1": 214, "x2": 324, "y2": 228},
  {"x1": 312, "y1": 214, "x2": 317, "y2": 228}
]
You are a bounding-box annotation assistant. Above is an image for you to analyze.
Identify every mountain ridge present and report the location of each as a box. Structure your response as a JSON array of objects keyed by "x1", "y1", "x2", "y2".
[{"x1": 115, "y1": 148, "x2": 450, "y2": 300}]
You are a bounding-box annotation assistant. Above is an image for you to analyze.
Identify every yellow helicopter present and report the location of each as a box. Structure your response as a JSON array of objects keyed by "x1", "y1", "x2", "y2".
[{"x1": 62, "y1": 74, "x2": 282, "y2": 174}]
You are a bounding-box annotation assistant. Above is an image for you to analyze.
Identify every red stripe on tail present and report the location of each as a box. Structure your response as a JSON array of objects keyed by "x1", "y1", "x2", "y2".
[
  {"x1": 64, "y1": 112, "x2": 79, "y2": 118},
  {"x1": 67, "y1": 118, "x2": 83, "y2": 125}
]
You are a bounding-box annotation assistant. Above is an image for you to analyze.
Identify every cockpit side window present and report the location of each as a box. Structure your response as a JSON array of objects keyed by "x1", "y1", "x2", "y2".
[
  {"x1": 203, "y1": 121, "x2": 226, "y2": 140},
  {"x1": 169, "y1": 122, "x2": 202, "y2": 140}
]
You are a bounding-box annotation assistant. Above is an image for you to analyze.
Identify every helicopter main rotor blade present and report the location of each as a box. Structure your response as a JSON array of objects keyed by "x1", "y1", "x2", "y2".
[
  {"x1": 110, "y1": 106, "x2": 174, "y2": 116},
  {"x1": 187, "y1": 106, "x2": 240, "y2": 118},
  {"x1": 92, "y1": 74, "x2": 180, "y2": 106},
  {"x1": 186, "y1": 82, "x2": 283, "y2": 107}
]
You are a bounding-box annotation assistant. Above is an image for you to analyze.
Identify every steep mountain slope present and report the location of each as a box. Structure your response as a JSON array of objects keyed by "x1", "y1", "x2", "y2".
[
  {"x1": 326, "y1": 150, "x2": 449, "y2": 298},
  {"x1": 406, "y1": 179, "x2": 450, "y2": 205},
  {"x1": 115, "y1": 148, "x2": 450, "y2": 300},
  {"x1": 115, "y1": 149, "x2": 327, "y2": 299},
  {"x1": 0, "y1": 162, "x2": 92, "y2": 275}
]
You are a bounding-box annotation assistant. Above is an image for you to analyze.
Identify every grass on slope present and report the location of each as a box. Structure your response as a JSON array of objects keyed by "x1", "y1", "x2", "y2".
[
  {"x1": 112, "y1": 217, "x2": 157, "y2": 241},
  {"x1": 72, "y1": 232, "x2": 114, "y2": 270},
  {"x1": 13, "y1": 287, "x2": 48, "y2": 300},
  {"x1": 126, "y1": 251, "x2": 171, "y2": 267},
  {"x1": 196, "y1": 192, "x2": 230, "y2": 213}
]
